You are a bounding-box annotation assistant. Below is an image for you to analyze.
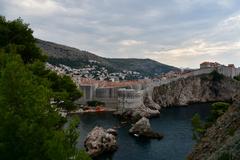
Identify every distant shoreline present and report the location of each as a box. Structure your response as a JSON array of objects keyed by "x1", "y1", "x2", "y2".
[{"x1": 69, "y1": 108, "x2": 117, "y2": 114}]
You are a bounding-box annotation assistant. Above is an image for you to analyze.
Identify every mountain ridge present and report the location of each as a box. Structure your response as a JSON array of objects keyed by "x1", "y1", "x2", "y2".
[{"x1": 36, "y1": 39, "x2": 179, "y2": 77}]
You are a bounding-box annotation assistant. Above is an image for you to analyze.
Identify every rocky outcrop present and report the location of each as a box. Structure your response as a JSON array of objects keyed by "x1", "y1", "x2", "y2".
[
  {"x1": 129, "y1": 117, "x2": 163, "y2": 139},
  {"x1": 84, "y1": 127, "x2": 118, "y2": 157},
  {"x1": 119, "y1": 89, "x2": 161, "y2": 121},
  {"x1": 153, "y1": 74, "x2": 240, "y2": 107},
  {"x1": 143, "y1": 90, "x2": 161, "y2": 110},
  {"x1": 188, "y1": 96, "x2": 240, "y2": 160},
  {"x1": 119, "y1": 103, "x2": 160, "y2": 122},
  {"x1": 131, "y1": 104, "x2": 160, "y2": 119}
]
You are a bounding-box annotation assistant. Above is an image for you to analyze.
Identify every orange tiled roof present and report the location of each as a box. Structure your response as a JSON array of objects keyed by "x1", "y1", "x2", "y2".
[{"x1": 78, "y1": 78, "x2": 149, "y2": 88}]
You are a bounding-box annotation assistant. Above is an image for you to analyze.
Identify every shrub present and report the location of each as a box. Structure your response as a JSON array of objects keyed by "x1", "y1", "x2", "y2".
[
  {"x1": 87, "y1": 100, "x2": 105, "y2": 107},
  {"x1": 208, "y1": 102, "x2": 230, "y2": 123},
  {"x1": 210, "y1": 70, "x2": 224, "y2": 82},
  {"x1": 191, "y1": 113, "x2": 205, "y2": 140},
  {"x1": 227, "y1": 127, "x2": 236, "y2": 136},
  {"x1": 234, "y1": 75, "x2": 240, "y2": 81},
  {"x1": 218, "y1": 152, "x2": 233, "y2": 160}
]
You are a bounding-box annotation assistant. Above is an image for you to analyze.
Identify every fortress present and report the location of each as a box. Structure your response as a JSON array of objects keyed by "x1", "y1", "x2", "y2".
[
  {"x1": 158, "y1": 62, "x2": 240, "y2": 85},
  {"x1": 74, "y1": 61, "x2": 240, "y2": 110},
  {"x1": 75, "y1": 79, "x2": 148, "y2": 109}
]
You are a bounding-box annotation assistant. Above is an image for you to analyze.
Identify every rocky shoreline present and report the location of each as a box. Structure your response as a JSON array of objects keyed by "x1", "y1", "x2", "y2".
[
  {"x1": 121, "y1": 74, "x2": 240, "y2": 120},
  {"x1": 83, "y1": 73, "x2": 240, "y2": 158}
]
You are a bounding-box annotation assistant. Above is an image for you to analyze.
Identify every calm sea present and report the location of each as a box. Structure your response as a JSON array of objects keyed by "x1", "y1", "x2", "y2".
[{"x1": 76, "y1": 103, "x2": 211, "y2": 160}]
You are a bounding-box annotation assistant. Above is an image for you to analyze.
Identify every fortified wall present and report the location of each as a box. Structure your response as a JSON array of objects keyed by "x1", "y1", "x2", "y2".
[
  {"x1": 76, "y1": 80, "x2": 148, "y2": 109},
  {"x1": 156, "y1": 64, "x2": 240, "y2": 86},
  {"x1": 75, "y1": 62, "x2": 240, "y2": 110}
]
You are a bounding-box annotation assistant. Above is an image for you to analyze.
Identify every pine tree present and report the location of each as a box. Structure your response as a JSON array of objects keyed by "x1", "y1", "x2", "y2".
[
  {"x1": 0, "y1": 15, "x2": 90, "y2": 160},
  {"x1": 0, "y1": 52, "x2": 90, "y2": 160}
]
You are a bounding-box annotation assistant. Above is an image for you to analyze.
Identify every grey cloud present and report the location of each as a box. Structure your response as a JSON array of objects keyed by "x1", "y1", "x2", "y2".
[{"x1": 1, "y1": 0, "x2": 240, "y2": 67}]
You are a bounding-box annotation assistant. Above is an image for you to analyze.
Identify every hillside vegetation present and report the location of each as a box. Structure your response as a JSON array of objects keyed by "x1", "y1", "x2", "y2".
[
  {"x1": 0, "y1": 16, "x2": 90, "y2": 160},
  {"x1": 37, "y1": 39, "x2": 179, "y2": 77},
  {"x1": 188, "y1": 96, "x2": 240, "y2": 160}
]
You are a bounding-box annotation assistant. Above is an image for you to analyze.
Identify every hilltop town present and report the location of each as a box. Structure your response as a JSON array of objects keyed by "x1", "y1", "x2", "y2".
[{"x1": 46, "y1": 60, "x2": 143, "y2": 81}]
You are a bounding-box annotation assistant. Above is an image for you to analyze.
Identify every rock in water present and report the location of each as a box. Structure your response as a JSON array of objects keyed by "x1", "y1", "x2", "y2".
[
  {"x1": 131, "y1": 104, "x2": 160, "y2": 119},
  {"x1": 106, "y1": 128, "x2": 118, "y2": 136},
  {"x1": 129, "y1": 117, "x2": 163, "y2": 139},
  {"x1": 84, "y1": 126, "x2": 118, "y2": 157},
  {"x1": 129, "y1": 117, "x2": 151, "y2": 133}
]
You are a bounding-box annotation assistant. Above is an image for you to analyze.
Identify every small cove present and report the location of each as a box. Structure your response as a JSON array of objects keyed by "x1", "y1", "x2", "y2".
[{"x1": 76, "y1": 103, "x2": 211, "y2": 160}]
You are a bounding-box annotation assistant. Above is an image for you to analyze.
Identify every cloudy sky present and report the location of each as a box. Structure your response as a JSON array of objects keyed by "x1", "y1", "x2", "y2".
[{"x1": 1, "y1": 0, "x2": 240, "y2": 68}]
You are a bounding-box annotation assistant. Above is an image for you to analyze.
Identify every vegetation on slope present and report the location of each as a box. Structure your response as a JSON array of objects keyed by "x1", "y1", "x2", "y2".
[
  {"x1": 28, "y1": 61, "x2": 82, "y2": 110},
  {"x1": 0, "y1": 16, "x2": 82, "y2": 110},
  {"x1": 37, "y1": 39, "x2": 179, "y2": 77},
  {"x1": 107, "y1": 58, "x2": 177, "y2": 77},
  {"x1": 189, "y1": 98, "x2": 240, "y2": 160},
  {"x1": 234, "y1": 75, "x2": 240, "y2": 81},
  {"x1": 191, "y1": 102, "x2": 230, "y2": 140},
  {"x1": 0, "y1": 16, "x2": 90, "y2": 159}
]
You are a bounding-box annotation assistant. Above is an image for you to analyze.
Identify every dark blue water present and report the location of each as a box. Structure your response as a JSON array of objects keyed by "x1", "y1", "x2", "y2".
[{"x1": 76, "y1": 103, "x2": 211, "y2": 160}]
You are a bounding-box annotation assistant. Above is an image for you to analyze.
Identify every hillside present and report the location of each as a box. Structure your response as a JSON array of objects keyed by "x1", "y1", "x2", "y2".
[
  {"x1": 36, "y1": 39, "x2": 179, "y2": 77},
  {"x1": 188, "y1": 95, "x2": 240, "y2": 160}
]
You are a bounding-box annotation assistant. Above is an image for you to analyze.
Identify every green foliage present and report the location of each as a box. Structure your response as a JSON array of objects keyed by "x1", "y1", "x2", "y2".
[
  {"x1": 208, "y1": 102, "x2": 230, "y2": 123},
  {"x1": 0, "y1": 16, "x2": 45, "y2": 63},
  {"x1": 28, "y1": 60, "x2": 82, "y2": 110},
  {"x1": 0, "y1": 15, "x2": 83, "y2": 109},
  {"x1": 227, "y1": 127, "x2": 236, "y2": 136},
  {"x1": 210, "y1": 70, "x2": 224, "y2": 82},
  {"x1": 191, "y1": 102, "x2": 230, "y2": 141},
  {"x1": 191, "y1": 113, "x2": 205, "y2": 140},
  {"x1": 234, "y1": 75, "x2": 240, "y2": 81},
  {"x1": 0, "y1": 16, "x2": 90, "y2": 160},
  {"x1": 0, "y1": 53, "x2": 91, "y2": 160},
  {"x1": 218, "y1": 152, "x2": 233, "y2": 160},
  {"x1": 200, "y1": 75, "x2": 210, "y2": 81},
  {"x1": 47, "y1": 72, "x2": 82, "y2": 110},
  {"x1": 87, "y1": 100, "x2": 105, "y2": 107}
]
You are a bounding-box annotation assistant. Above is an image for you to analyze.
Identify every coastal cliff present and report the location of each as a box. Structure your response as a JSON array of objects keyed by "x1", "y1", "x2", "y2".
[
  {"x1": 152, "y1": 72, "x2": 240, "y2": 107},
  {"x1": 188, "y1": 95, "x2": 240, "y2": 160}
]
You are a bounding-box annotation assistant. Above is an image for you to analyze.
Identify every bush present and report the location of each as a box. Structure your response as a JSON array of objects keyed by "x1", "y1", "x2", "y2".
[
  {"x1": 210, "y1": 70, "x2": 224, "y2": 82},
  {"x1": 29, "y1": 61, "x2": 82, "y2": 110},
  {"x1": 227, "y1": 127, "x2": 236, "y2": 136},
  {"x1": 191, "y1": 102, "x2": 230, "y2": 141},
  {"x1": 234, "y1": 75, "x2": 240, "y2": 81},
  {"x1": 208, "y1": 102, "x2": 230, "y2": 123},
  {"x1": 191, "y1": 113, "x2": 205, "y2": 140},
  {"x1": 87, "y1": 100, "x2": 105, "y2": 107},
  {"x1": 218, "y1": 152, "x2": 233, "y2": 160}
]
